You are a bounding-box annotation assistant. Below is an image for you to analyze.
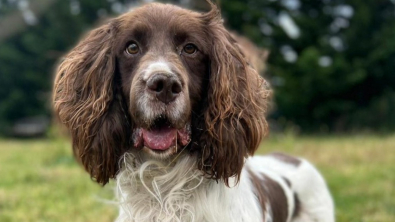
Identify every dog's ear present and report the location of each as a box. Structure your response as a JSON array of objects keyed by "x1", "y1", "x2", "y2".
[
  {"x1": 196, "y1": 3, "x2": 271, "y2": 186},
  {"x1": 53, "y1": 21, "x2": 130, "y2": 185}
]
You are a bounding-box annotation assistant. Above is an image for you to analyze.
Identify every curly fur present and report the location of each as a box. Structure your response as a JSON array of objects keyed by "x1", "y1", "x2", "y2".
[
  {"x1": 193, "y1": 5, "x2": 270, "y2": 185},
  {"x1": 53, "y1": 22, "x2": 130, "y2": 184},
  {"x1": 115, "y1": 153, "x2": 204, "y2": 222}
]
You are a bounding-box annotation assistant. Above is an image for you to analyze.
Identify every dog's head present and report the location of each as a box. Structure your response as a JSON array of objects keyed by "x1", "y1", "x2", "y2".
[{"x1": 53, "y1": 2, "x2": 270, "y2": 185}]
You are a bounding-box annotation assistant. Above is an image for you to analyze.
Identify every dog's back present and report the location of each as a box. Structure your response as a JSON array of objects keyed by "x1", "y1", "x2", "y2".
[{"x1": 247, "y1": 153, "x2": 335, "y2": 222}]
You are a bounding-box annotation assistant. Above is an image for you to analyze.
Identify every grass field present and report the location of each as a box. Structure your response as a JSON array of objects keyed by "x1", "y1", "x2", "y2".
[{"x1": 0, "y1": 133, "x2": 394, "y2": 222}]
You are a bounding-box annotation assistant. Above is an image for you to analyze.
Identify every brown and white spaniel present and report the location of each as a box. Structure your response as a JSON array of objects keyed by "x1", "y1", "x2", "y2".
[{"x1": 53, "y1": 2, "x2": 334, "y2": 222}]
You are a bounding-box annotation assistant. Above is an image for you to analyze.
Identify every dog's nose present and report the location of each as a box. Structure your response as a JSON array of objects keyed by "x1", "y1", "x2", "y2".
[{"x1": 146, "y1": 73, "x2": 182, "y2": 104}]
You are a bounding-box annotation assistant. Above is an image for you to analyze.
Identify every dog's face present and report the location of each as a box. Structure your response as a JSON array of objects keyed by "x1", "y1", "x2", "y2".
[
  {"x1": 53, "y1": 2, "x2": 269, "y2": 185},
  {"x1": 115, "y1": 5, "x2": 210, "y2": 158}
]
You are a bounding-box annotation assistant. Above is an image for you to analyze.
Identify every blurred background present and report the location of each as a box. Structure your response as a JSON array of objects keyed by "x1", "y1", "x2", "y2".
[{"x1": 0, "y1": 0, "x2": 394, "y2": 221}]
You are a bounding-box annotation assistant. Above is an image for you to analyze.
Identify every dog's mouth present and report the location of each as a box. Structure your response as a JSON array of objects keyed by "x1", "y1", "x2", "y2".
[{"x1": 132, "y1": 117, "x2": 191, "y2": 153}]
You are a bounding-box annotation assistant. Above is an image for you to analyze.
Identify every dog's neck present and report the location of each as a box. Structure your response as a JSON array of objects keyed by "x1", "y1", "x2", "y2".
[{"x1": 115, "y1": 153, "x2": 262, "y2": 222}]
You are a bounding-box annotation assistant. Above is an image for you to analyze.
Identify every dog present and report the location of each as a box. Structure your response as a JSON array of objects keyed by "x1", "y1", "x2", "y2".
[{"x1": 53, "y1": 2, "x2": 334, "y2": 221}]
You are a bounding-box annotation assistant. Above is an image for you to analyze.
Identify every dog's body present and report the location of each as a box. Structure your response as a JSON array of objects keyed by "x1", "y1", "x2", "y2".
[{"x1": 53, "y1": 2, "x2": 334, "y2": 222}]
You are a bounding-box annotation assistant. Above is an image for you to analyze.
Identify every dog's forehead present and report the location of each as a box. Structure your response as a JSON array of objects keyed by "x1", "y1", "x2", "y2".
[
  {"x1": 119, "y1": 3, "x2": 204, "y2": 33},
  {"x1": 132, "y1": 3, "x2": 200, "y2": 19}
]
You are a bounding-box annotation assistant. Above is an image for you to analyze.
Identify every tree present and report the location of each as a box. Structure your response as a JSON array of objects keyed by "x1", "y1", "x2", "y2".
[{"x1": 221, "y1": 0, "x2": 395, "y2": 132}]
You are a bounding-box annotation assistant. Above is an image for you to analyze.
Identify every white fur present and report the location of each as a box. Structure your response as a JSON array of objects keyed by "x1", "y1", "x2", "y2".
[
  {"x1": 142, "y1": 60, "x2": 173, "y2": 81},
  {"x1": 114, "y1": 153, "x2": 334, "y2": 222},
  {"x1": 136, "y1": 91, "x2": 188, "y2": 123}
]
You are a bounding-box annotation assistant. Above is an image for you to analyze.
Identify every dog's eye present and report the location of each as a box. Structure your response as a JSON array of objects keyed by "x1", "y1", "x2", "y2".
[
  {"x1": 183, "y1": 44, "x2": 197, "y2": 54},
  {"x1": 126, "y1": 43, "x2": 139, "y2": 54}
]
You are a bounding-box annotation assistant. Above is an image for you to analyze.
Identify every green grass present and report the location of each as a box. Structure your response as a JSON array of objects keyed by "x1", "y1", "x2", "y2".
[{"x1": 1, "y1": 134, "x2": 394, "y2": 221}]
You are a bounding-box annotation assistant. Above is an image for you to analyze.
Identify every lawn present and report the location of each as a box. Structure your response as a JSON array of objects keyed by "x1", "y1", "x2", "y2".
[{"x1": 0, "y1": 133, "x2": 394, "y2": 222}]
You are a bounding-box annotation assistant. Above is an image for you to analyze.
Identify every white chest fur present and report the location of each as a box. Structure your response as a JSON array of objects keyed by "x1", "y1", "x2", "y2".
[{"x1": 115, "y1": 153, "x2": 262, "y2": 222}]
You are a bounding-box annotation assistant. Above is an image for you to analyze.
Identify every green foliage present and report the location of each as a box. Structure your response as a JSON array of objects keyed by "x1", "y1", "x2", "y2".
[{"x1": 222, "y1": 0, "x2": 395, "y2": 132}]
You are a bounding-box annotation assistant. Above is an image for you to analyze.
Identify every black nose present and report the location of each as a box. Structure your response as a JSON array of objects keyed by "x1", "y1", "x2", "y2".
[{"x1": 146, "y1": 74, "x2": 182, "y2": 104}]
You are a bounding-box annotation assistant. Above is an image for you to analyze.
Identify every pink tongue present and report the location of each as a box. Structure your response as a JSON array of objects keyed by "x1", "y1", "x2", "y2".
[{"x1": 142, "y1": 127, "x2": 177, "y2": 150}]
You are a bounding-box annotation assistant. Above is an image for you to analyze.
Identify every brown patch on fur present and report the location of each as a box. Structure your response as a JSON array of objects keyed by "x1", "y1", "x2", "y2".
[
  {"x1": 262, "y1": 173, "x2": 289, "y2": 222},
  {"x1": 269, "y1": 152, "x2": 301, "y2": 166},
  {"x1": 248, "y1": 169, "x2": 289, "y2": 222}
]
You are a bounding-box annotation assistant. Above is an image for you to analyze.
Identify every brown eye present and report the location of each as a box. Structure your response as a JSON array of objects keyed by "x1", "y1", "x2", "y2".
[
  {"x1": 183, "y1": 44, "x2": 197, "y2": 54},
  {"x1": 126, "y1": 43, "x2": 139, "y2": 54}
]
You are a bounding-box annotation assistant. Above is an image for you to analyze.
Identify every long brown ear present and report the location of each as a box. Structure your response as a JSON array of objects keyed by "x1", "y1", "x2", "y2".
[
  {"x1": 53, "y1": 21, "x2": 130, "y2": 185},
  {"x1": 197, "y1": 3, "x2": 270, "y2": 186}
]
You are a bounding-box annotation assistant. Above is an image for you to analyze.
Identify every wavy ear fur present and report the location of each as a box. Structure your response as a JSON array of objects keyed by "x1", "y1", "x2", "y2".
[
  {"x1": 197, "y1": 3, "x2": 270, "y2": 186},
  {"x1": 53, "y1": 21, "x2": 129, "y2": 185}
]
